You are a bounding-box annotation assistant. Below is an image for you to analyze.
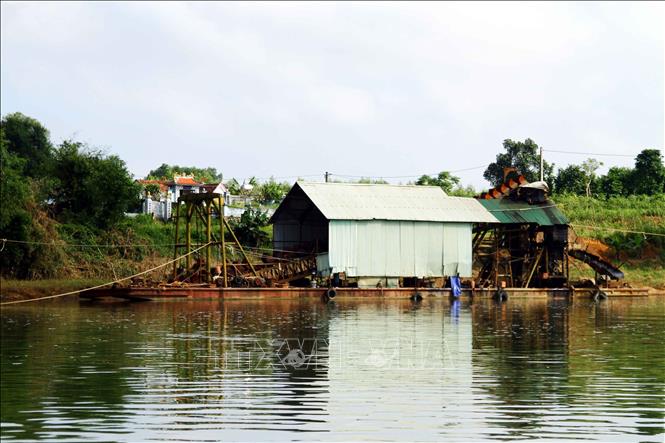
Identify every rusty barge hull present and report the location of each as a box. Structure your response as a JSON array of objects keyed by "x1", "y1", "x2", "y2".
[{"x1": 80, "y1": 286, "x2": 651, "y2": 301}]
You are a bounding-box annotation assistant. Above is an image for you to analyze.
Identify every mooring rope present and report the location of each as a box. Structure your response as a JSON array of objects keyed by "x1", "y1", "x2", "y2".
[
  {"x1": 570, "y1": 224, "x2": 665, "y2": 237},
  {"x1": 0, "y1": 242, "x2": 213, "y2": 307}
]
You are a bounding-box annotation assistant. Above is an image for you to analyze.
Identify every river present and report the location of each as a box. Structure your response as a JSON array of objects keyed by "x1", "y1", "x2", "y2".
[{"x1": 1, "y1": 296, "x2": 663, "y2": 442}]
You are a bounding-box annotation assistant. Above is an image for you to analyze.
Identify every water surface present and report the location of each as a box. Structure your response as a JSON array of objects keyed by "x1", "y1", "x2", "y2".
[{"x1": 1, "y1": 296, "x2": 664, "y2": 441}]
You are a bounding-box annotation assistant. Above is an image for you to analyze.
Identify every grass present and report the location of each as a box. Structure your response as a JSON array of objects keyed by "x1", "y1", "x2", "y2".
[
  {"x1": 555, "y1": 194, "x2": 665, "y2": 256},
  {"x1": 569, "y1": 259, "x2": 665, "y2": 289},
  {"x1": 558, "y1": 194, "x2": 665, "y2": 289}
]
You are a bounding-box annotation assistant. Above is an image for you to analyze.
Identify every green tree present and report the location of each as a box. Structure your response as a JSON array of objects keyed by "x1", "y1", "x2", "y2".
[
  {"x1": 230, "y1": 208, "x2": 270, "y2": 247},
  {"x1": 415, "y1": 171, "x2": 460, "y2": 193},
  {"x1": 226, "y1": 178, "x2": 241, "y2": 195},
  {"x1": 0, "y1": 129, "x2": 32, "y2": 274},
  {"x1": 598, "y1": 167, "x2": 632, "y2": 197},
  {"x1": 449, "y1": 184, "x2": 477, "y2": 197},
  {"x1": 147, "y1": 163, "x2": 222, "y2": 183},
  {"x1": 581, "y1": 158, "x2": 603, "y2": 197},
  {"x1": 357, "y1": 177, "x2": 389, "y2": 184},
  {"x1": 631, "y1": 149, "x2": 664, "y2": 195},
  {"x1": 142, "y1": 183, "x2": 161, "y2": 199},
  {"x1": 51, "y1": 141, "x2": 140, "y2": 229},
  {"x1": 483, "y1": 138, "x2": 554, "y2": 186},
  {"x1": 256, "y1": 178, "x2": 291, "y2": 205},
  {"x1": 0, "y1": 112, "x2": 54, "y2": 177},
  {"x1": 555, "y1": 165, "x2": 586, "y2": 195}
]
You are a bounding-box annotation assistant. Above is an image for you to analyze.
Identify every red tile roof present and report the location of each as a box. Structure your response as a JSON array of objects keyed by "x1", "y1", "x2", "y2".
[{"x1": 174, "y1": 177, "x2": 202, "y2": 186}]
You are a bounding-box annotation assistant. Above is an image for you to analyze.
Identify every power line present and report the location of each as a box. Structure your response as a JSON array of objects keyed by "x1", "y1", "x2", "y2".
[
  {"x1": 329, "y1": 164, "x2": 489, "y2": 180},
  {"x1": 244, "y1": 174, "x2": 321, "y2": 181},
  {"x1": 569, "y1": 224, "x2": 665, "y2": 238},
  {"x1": 543, "y1": 149, "x2": 639, "y2": 158}
]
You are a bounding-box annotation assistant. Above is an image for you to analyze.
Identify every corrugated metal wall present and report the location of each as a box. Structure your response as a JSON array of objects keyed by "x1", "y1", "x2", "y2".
[{"x1": 327, "y1": 220, "x2": 472, "y2": 278}]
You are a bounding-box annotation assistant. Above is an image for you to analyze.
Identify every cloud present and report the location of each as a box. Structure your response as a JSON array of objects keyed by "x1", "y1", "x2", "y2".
[{"x1": 1, "y1": 2, "x2": 662, "y2": 187}]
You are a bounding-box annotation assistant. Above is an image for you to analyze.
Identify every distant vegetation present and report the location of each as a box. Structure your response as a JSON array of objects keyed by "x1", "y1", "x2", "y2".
[
  {"x1": 1, "y1": 112, "x2": 663, "y2": 286},
  {"x1": 147, "y1": 163, "x2": 223, "y2": 183},
  {"x1": 484, "y1": 138, "x2": 555, "y2": 186},
  {"x1": 559, "y1": 195, "x2": 665, "y2": 288},
  {"x1": 1, "y1": 113, "x2": 141, "y2": 278},
  {"x1": 557, "y1": 194, "x2": 665, "y2": 257},
  {"x1": 0, "y1": 113, "x2": 286, "y2": 279},
  {"x1": 485, "y1": 137, "x2": 665, "y2": 198}
]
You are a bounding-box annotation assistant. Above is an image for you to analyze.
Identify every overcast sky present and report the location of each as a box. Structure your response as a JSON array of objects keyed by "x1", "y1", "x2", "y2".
[{"x1": 1, "y1": 2, "x2": 663, "y2": 189}]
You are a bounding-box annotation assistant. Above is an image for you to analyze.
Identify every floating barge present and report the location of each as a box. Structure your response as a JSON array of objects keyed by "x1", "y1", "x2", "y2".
[
  {"x1": 81, "y1": 286, "x2": 652, "y2": 302},
  {"x1": 84, "y1": 175, "x2": 646, "y2": 302}
]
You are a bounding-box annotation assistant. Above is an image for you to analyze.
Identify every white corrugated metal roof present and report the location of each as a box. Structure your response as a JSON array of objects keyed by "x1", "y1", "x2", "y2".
[{"x1": 295, "y1": 182, "x2": 498, "y2": 223}]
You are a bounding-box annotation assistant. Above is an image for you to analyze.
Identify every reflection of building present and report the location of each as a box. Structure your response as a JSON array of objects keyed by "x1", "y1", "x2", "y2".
[
  {"x1": 270, "y1": 182, "x2": 497, "y2": 288},
  {"x1": 325, "y1": 299, "x2": 476, "y2": 436}
]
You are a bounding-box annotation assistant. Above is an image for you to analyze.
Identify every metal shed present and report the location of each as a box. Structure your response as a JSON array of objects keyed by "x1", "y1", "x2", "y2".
[
  {"x1": 475, "y1": 197, "x2": 570, "y2": 289},
  {"x1": 270, "y1": 182, "x2": 497, "y2": 285}
]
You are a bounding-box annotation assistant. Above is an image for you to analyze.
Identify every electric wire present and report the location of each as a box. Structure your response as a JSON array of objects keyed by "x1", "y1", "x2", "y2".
[{"x1": 542, "y1": 149, "x2": 640, "y2": 158}]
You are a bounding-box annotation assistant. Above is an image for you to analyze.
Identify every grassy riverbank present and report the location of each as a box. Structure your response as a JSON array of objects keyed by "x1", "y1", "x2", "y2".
[
  {"x1": 557, "y1": 194, "x2": 665, "y2": 289},
  {"x1": 556, "y1": 194, "x2": 665, "y2": 255}
]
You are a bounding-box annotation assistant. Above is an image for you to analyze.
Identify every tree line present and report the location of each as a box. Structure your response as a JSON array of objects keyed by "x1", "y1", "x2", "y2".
[
  {"x1": 1, "y1": 113, "x2": 141, "y2": 276},
  {"x1": 482, "y1": 138, "x2": 664, "y2": 197},
  {"x1": 2, "y1": 112, "x2": 661, "y2": 278}
]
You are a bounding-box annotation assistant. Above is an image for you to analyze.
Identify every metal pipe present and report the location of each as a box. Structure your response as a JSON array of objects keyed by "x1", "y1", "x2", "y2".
[
  {"x1": 223, "y1": 217, "x2": 259, "y2": 276},
  {"x1": 524, "y1": 248, "x2": 544, "y2": 288},
  {"x1": 206, "y1": 201, "x2": 212, "y2": 283},
  {"x1": 172, "y1": 201, "x2": 180, "y2": 280},
  {"x1": 219, "y1": 196, "x2": 227, "y2": 287},
  {"x1": 185, "y1": 202, "x2": 192, "y2": 271}
]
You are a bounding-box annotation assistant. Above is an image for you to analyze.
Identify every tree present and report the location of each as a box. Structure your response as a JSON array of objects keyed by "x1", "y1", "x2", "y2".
[
  {"x1": 143, "y1": 183, "x2": 161, "y2": 199},
  {"x1": 226, "y1": 178, "x2": 241, "y2": 195},
  {"x1": 357, "y1": 177, "x2": 389, "y2": 184},
  {"x1": 0, "y1": 112, "x2": 54, "y2": 177},
  {"x1": 449, "y1": 184, "x2": 477, "y2": 197},
  {"x1": 598, "y1": 167, "x2": 632, "y2": 197},
  {"x1": 483, "y1": 138, "x2": 554, "y2": 187},
  {"x1": 0, "y1": 129, "x2": 32, "y2": 274},
  {"x1": 415, "y1": 171, "x2": 460, "y2": 193},
  {"x1": 256, "y1": 178, "x2": 291, "y2": 205},
  {"x1": 631, "y1": 149, "x2": 664, "y2": 195},
  {"x1": 581, "y1": 158, "x2": 603, "y2": 197},
  {"x1": 554, "y1": 165, "x2": 586, "y2": 195},
  {"x1": 51, "y1": 141, "x2": 140, "y2": 229},
  {"x1": 147, "y1": 163, "x2": 222, "y2": 183},
  {"x1": 230, "y1": 208, "x2": 270, "y2": 247}
]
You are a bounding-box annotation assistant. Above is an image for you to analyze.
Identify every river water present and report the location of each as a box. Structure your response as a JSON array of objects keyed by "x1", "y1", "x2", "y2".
[{"x1": 1, "y1": 296, "x2": 663, "y2": 442}]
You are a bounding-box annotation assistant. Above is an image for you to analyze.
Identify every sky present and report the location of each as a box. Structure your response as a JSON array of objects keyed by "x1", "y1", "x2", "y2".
[{"x1": 1, "y1": 1, "x2": 663, "y2": 189}]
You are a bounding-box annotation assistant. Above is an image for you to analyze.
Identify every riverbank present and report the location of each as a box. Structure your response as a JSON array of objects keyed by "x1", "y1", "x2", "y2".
[{"x1": 0, "y1": 279, "x2": 107, "y2": 303}]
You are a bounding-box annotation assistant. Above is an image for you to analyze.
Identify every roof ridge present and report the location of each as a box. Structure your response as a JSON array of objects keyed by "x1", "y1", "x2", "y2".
[{"x1": 296, "y1": 180, "x2": 442, "y2": 189}]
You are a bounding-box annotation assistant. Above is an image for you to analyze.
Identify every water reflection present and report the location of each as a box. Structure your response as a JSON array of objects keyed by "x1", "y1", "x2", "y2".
[{"x1": 1, "y1": 296, "x2": 663, "y2": 441}]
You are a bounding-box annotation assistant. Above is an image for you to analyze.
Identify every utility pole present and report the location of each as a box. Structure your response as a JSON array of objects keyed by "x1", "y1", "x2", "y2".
[
  {"x1": 325, "y1": 171, "x2": 329, "y2": 183},
  {"x1": 539, "y1": 147, "x2": 544, "y2": 182}
]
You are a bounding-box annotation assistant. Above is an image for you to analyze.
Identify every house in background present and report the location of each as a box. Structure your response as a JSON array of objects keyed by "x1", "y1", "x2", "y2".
[
  {"x1": 166, "y1": 174, "x2": 205, "y2": 202},
  {"x1": 136, "y1": 175, "x2": 235, "y2": 220}
]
